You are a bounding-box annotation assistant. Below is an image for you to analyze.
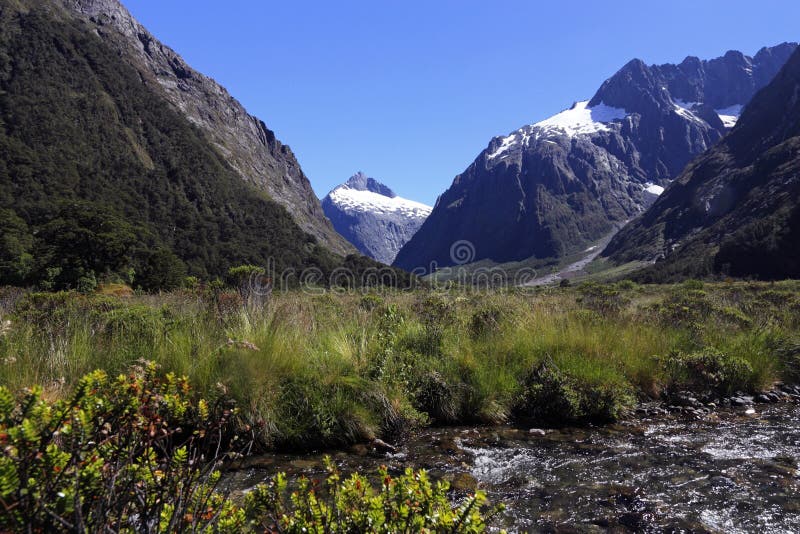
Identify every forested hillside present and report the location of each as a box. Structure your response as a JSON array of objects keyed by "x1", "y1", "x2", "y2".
[{"x1": 0, "y1": 4, "x2": 350, "y2": 289}]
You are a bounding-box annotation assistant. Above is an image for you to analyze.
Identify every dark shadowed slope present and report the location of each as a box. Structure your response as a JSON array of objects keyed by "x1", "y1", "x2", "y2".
[{"x1": 602, "y1": 47, "x2": 800, "y2": 281}]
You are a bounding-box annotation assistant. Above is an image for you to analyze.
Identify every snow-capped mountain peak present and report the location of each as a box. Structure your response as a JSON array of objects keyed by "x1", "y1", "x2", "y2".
[
  {"x1": 533, "y1": 100, "x2": 628, "y2": 136},
  {"x1": 322, "y1": 173, "x2": 432, "y2": 264},
  {"x1": 487, "y1": 101, "x2": 629, "y2": 160},
  {"x1": 328, "y1": 173, "x2": 431, "y2": 219},
  {"x1": 394, "y1": 43, "x2": 798, "y2": 273},
  {"x1": 341, "y1": 171, "x2": 397, "y2": 198}
]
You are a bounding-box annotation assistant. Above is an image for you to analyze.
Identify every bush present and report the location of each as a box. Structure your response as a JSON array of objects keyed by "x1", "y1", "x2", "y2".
[
  {"x1": 576, "y1": 282, "x2": 630, "y2": 315},
  {"x1": 647, "y1": 289, "x2": 713, "y2": 328},
  {"x1": 359, "y1": 293, "x2": 384, "y2": 312},
  {"x1": 100, "y1": 304, "x2": 174, "y2": 339},
  {"x1": 414, "y1": 370, "x2": 462, "y2": 424},
  {"x1": 515, "y1": 360, "x2": 634, "y2": 424},
  {"x1": 0, "y1": 362, "x2": 243, "y2": 533},
  {"x1": 469, "y1": 304, "x2": 504, "y2": 339},
  {"x1": 774, "y1": 336, "x2": 800, "y2": 384},
  {"x1": 516, "y1": 361, "x2": 582, "y2": 423},
  {"x1": 245, "y1": 457, "x2": 503, "y2": 533},
  {"x1": 682, "y1": 279, "x2": 705, "y2": 290},
  {"x1": 0, "y1": 364, "x2": 501, "y2": 532},
  {"x1": 12, "y1": 291, "x2": 119, "y2": 332},
  {"x1": 664, "y1": 349, "x2": 754, "y2": 396},
  {"x1": 272, "y1": 376, "x2": 379, "y2": 449}
]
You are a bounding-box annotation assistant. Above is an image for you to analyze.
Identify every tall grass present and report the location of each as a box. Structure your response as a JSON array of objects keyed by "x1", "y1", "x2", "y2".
[{"x1": 1, "y1": 281, "x2": 799, "y2": 449}]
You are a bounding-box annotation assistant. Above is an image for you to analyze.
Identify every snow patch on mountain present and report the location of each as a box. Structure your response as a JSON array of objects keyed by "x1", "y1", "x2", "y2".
[
  {"x1": 673, "y1": 100, "x2": 743, "y2": 128},
  {"x1": 533, "y1": 101, "x2": 628, "y2": 136},
  {"x1": 329, "y1": 188, "x2": 432, "y2": 219},
  {"x1": 641, "y1": 182, "x2": 666, "y2": 207},
  {"x1": 644, "y1": 183, "x2": 665, "y2": 196},
  {"x1": 673, "y1": 99, "x2": 706, "y2": 124},
  {"x1": 674, "y1": 99, "x2": 700, "y2": 110},
  {"x1": 487, "y1": 101, "x2": 627, "y2": 160},
  {"x1": 715, "y1": 104, "x2": 743, "y2": 128}
]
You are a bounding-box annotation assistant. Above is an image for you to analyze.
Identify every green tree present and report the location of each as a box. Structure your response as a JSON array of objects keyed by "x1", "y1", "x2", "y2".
[{"x1": 0, "y1": 209, "x2": 34, "y2": 285}]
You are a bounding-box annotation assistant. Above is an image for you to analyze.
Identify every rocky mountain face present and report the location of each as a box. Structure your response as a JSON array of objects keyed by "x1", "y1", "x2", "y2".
[
  {"x1": 58, "y1": 0, "x2": 353, "y2": 256},
  {"x1": 602, "y1": 46, "x2": 800, "y2": 281},
  {"x1": 322, "y1": 173, "x2": 432, "y2": 265},
  {"x1": 393, "y1": 43, "x2": 797, "y2": 273}
]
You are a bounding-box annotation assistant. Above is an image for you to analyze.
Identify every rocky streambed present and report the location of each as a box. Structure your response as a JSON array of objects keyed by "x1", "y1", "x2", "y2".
[{"x1": 224, "y1": 399, "x2": 800, "y2": 533}]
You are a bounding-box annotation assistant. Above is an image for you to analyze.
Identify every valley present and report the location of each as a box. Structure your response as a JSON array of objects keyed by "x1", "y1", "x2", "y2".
[{"x1": 1, "y1": 0, "x2": 800, "y2": 532}]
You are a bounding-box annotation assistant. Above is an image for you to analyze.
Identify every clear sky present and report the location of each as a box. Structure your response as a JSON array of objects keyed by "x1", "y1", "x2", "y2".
[{"x1": 123, "y1": 0, "x2": 799, "y2": 205}]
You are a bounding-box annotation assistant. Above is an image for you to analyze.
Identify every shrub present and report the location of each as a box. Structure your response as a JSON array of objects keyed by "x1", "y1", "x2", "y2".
[
  {"x1": 515, "y1": 361, "x2": 582, "y2": 423},
  {"x1": 76, "y1": 270, "x2": 98, "y2": 294},
  {"x1": 270, "y1": 375, "x2": 381, "y2": 449},
  {"x1": 664, "y1": 349, "x2": 754, "y2": 396},
  {"x1": 615, "y1": 280, "x2": 638, "y2": 291},
  {"x1": 414, "y1": 370, "x2": 462, "y2": 424},
  {"x1": 576, "y1": 282, "x2": 630, "y2": 315},
  {"x1": 245, "y1": 456, "x2": 503, "y2": 533},
  {"x1": 515, "y1": 360, "x2": 634, "y2": 424},
  {"x1": 414, "y1": 294, "x2": 456, "y2": 330},
  {"x1": 774, "y1": 336, "x2": 800, "y2": 384},
  {"x1": 469, "y1": 304, "x2": 504, "y2": 339},
  {"x1": 100, "y1": 304, "x2": 173, "y2": 339},
  {"x1": 682, "y1": 279, "x2": 705, "y2": 290},
  {"x1": 0, "y1": 366, "x2": 502, "y2": 532},
  {"x1": 0, "y1": 362, "x2": 244, "y2": 533},
  {"x1": 648, "y1": 288, "x2": 713, "y2": 328},
  {"x1": 716, "y1": 306, "x2": 753, "y2": 328},
  {"x1": 13, "y1": 291, "x2": 120, "y2": 333},
  {"x1": 359, "y1": 293, "x2": 384, "y2": 311}
]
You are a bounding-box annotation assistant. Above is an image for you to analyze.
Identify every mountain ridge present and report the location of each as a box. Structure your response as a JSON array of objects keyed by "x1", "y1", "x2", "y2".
[
  {"x1": 394, "y1": 43, "x2": 797, "y2": 273},
  {"x1": 57, "y1": 0, "x2": 354, "y2": 256},
  {"x1": 0, "y1": 0, "x2": 410, "y2": 291}
]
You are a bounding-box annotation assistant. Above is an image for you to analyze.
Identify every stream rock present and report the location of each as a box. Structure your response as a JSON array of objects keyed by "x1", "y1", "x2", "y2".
[
  {"x1": 448, "y1": 472, "x2": 479, "y2": 492},
  {"x1": 730, "y1": 396, "x2": 755, "y2": 407}
]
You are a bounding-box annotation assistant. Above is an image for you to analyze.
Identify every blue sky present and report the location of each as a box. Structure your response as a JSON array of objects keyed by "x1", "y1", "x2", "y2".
[{"x1": 124, "y1": 0, "x2": 800, "y2": 205}]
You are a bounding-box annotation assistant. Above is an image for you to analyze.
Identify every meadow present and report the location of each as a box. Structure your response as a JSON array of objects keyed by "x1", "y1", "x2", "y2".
[{"x1": 2, "y1": 279, "x2": 799, "y2": 451}]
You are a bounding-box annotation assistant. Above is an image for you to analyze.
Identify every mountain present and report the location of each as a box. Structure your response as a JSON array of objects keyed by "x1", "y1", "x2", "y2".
[
  {"x1": 601, "y1": 46, "x2": 800, "y2": 281},
  {"x1": 0, "y1": 0, "x2": 396, "y2": 290},
  {"x1": 321, "y1": 173, "x2": 432, "y2": 265},
  {"x1": 59, "y1": 0, "x2": 352, "y2": 256},
  {"x1": 393, "y1": 43, "x2": 797, "y2": 273}
]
